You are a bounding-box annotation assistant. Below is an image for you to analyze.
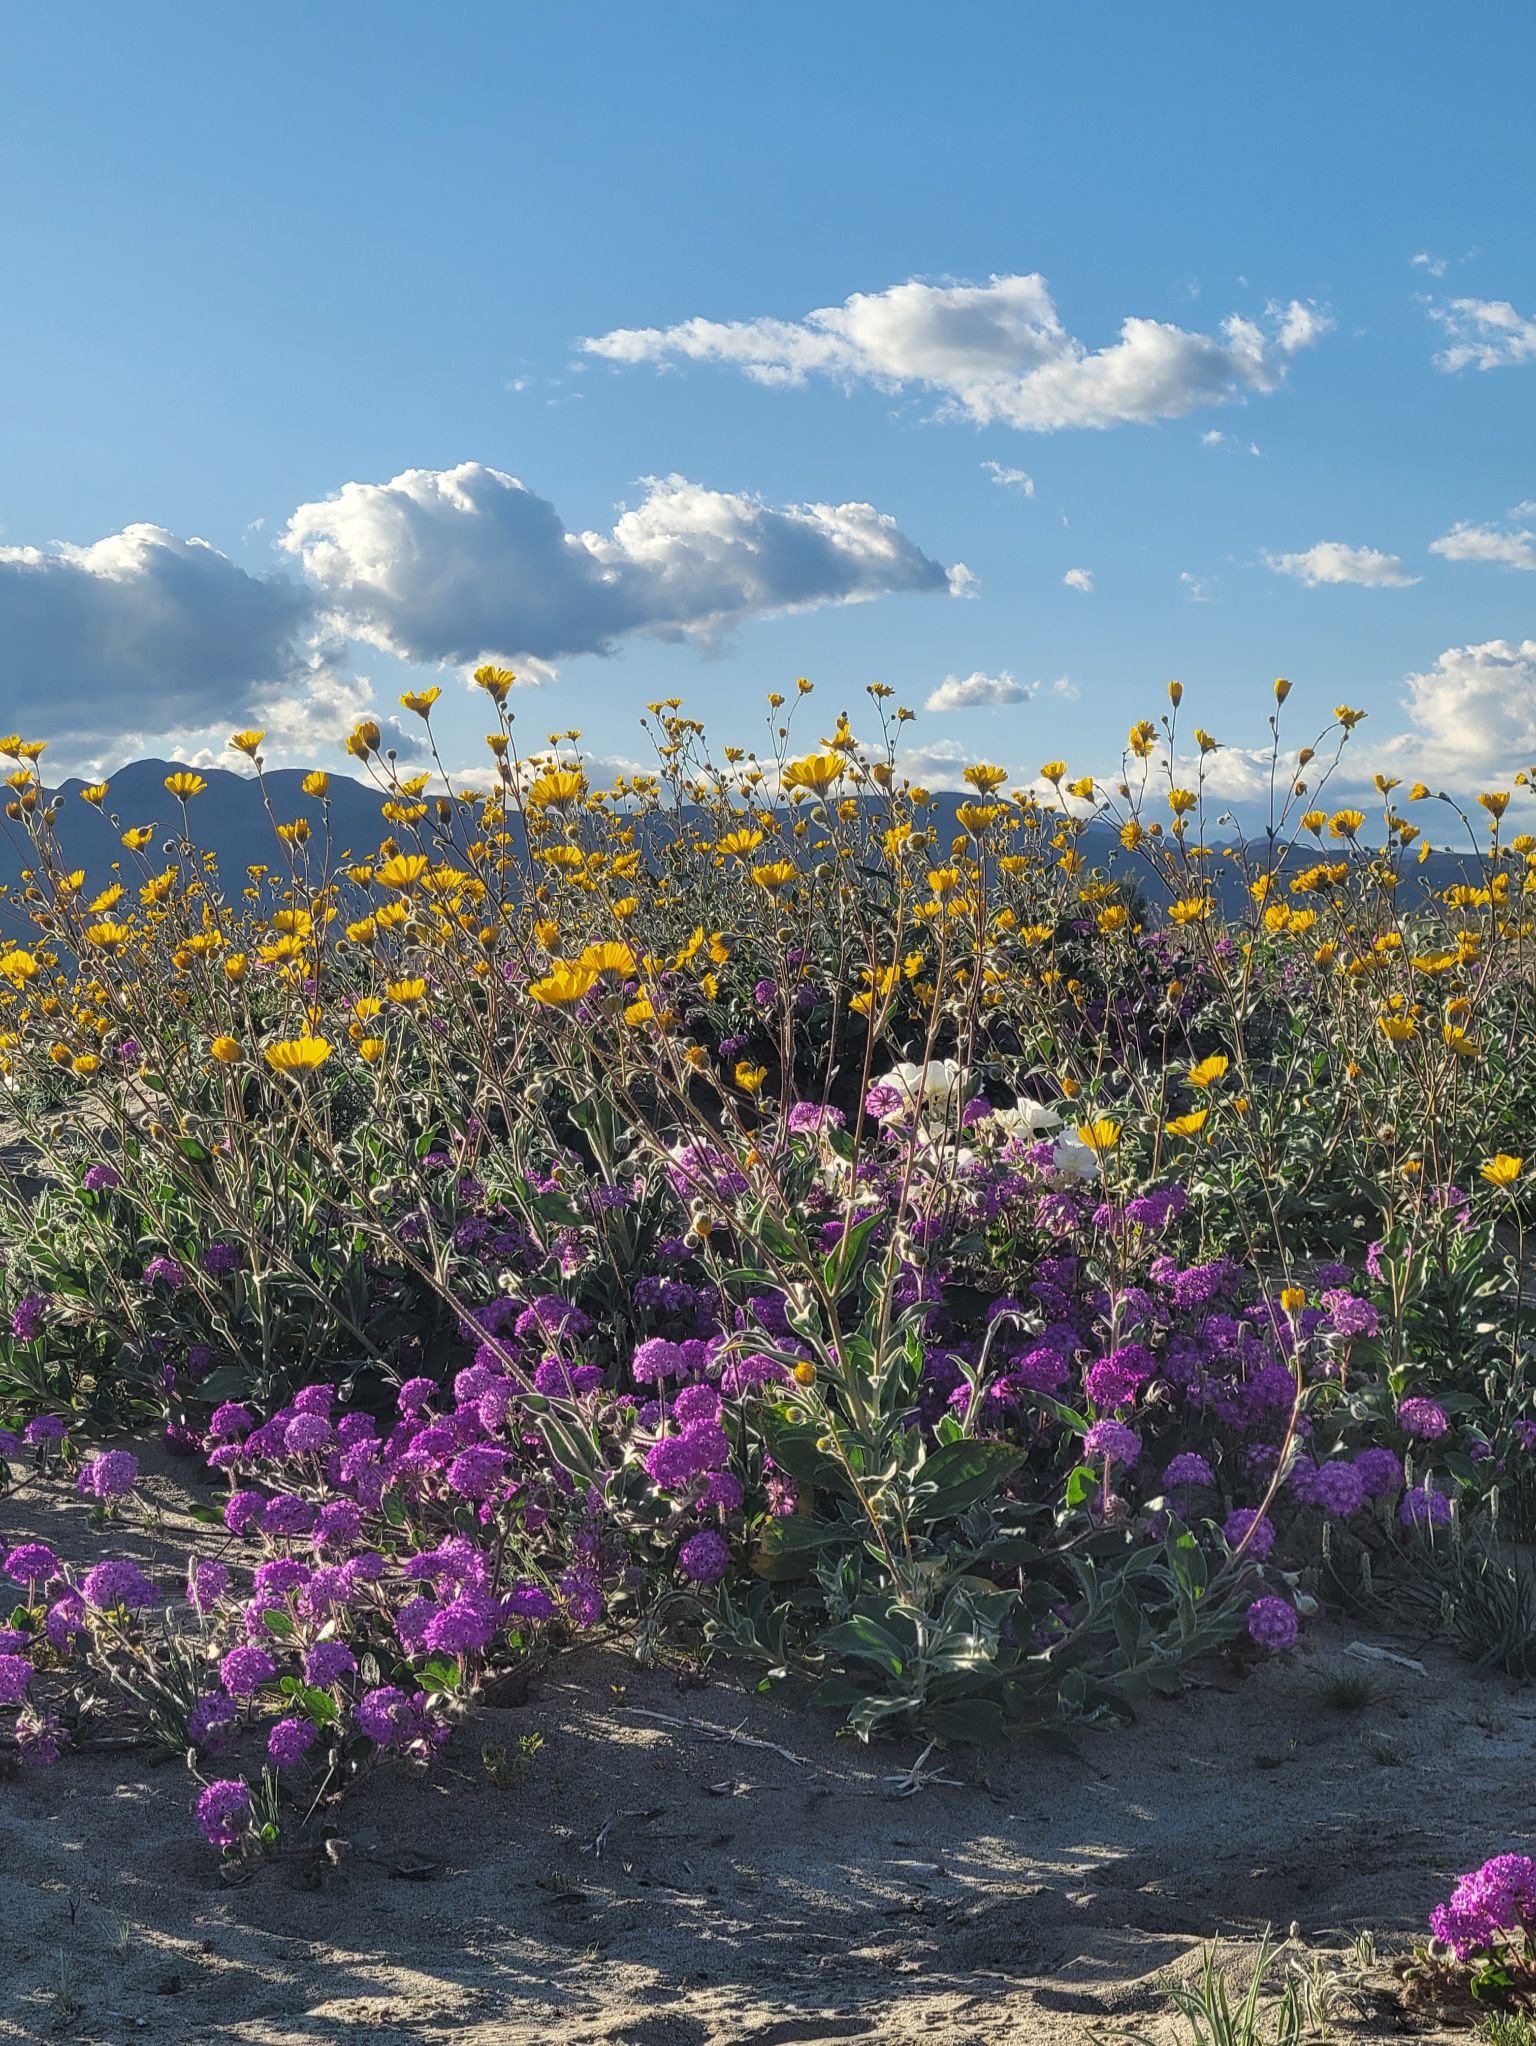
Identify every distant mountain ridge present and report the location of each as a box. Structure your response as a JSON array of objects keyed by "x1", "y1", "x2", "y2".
[{"x1": 0, "y1": 757, "x2": 1485, "y2": 937}]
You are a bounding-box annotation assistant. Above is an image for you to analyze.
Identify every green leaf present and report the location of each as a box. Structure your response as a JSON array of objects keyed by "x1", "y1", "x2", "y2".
[
  {"x1": 911, "y1": 1439, "x2": 1024, "y2": 1521},
  {"x1": 818, "y1": 1615, "x2": 907, "y2": 1677},
  {"x1": 1064, "y1": 1463, "x2": 1097, "y2": 1508}
]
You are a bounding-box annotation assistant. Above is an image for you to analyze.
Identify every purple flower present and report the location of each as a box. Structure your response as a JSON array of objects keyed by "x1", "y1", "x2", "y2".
[
  {"x1": 1431, "y1": 1854, "x2": 1536, "y2": 1959},
  {"x1": 1223, "y1": 1509, "x2": 1276, "y2": 1561},
  {"x1": 1354, "y1": 1446, "x2": 1404, "y2": 1498},
  {"x1": 10, "y1": 1294, "x2": 50, "y2": 1342},
  {"x1": 187, "y1": 1560, "x2": 229, "y2": 1614},
  {"x1": 219, "y1": 1644, "x2": 277, "y2": 1698},
  {"x1": 0, "y1": 1654, "x2": 33, "y2": 1705},
  {"x1": 224, "y1": 1489, "x2": 265, "y2": 1535},
  {"x1": 1398, "y1": 1397, "x2": 1449, "y2": 1441},
  {"x1": 261, "y1": 1495, "x2": 315, "y2": 1537},
  {"x1": 76, "y1": 1449, "x2": 139, "y2": 1500},
  {"x1": 631, "y1": 1337, "x2": 684, "y2": 1385},
  {"x1": 188, "y1": 1692, "x2": 238, "y2": 1748},
  {"x1": 1308, "y1": 1460, "x2": 1366, "y2": 1517},
  {"x1": 678, "y1": 1529, "x2": 730, "y2": 1585},
  {"x1": 267, "y1": 1716, "x2": 318, "y2": 1768},
  {"x1": 253, "y1": 1559, "x2": 310, "y2": 1600},
  {"x1": 445, "y1": 1446, "x2": 507, "y2": 1500},
  {"x1": 143, "y1": 1256, "x2": 186, "y2": 1291},
  {"x1": 1399, "y1": 1482, "x2": 1452, "y2": 1529},
  {"x1": 23, "y1": 1415, "x2": 67, "y2": 1444},
  {"x1": 83, "y1": 1163, "x2": 122, "y2": 1192},
  {"x1": 423, "y1": 1593, "x2": 500, "y2": 1655},
  {"x1": 505, "y1": 1583, "x2": 557, "y2": 1621},
  {"x1": 1246, "y1": 1596, "x2": 1298, "y2": 1652},
  {"x1": 81, "y1": 1560, "x2": 157, "y2": 1611},
  {"x1": 283, "y1": 1413, "x2": 333, "y2": 1456},
  {"x1": 1161, "y1": 1452, "x2": 1214, "y2": 1491},
  {"x1": 195, "y1": 1778, "x2": 253, "y2": 1848},
  {"x1": 208, "y1": 1402, "x2": 256, "y2": 1441},
  {"x1": 201, "y1": 1243, "x2": 243, "y2": 1278},
  {"x1": 1321, "y1": 1289, "x2": 1379, "y2": 1339},
  {"x1": 4, "y1": 1542, "x2": 59, "y2": 1586},
  {"x1": 304, "y1": 1642, "x2": 358, "y2": 1686},
  {"x1": 1083, "y1": 1419, "x2": 1141, "y2": 1467}
]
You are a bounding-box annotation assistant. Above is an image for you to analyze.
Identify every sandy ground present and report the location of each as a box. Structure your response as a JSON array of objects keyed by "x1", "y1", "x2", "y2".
[{"x1": 1, "y1": 1453, "x2": 1528, "y2": 2044}]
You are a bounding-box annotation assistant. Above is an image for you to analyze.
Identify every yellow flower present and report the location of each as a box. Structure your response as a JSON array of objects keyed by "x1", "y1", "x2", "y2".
[
  {"x1": 1075, "y1": 1118, "x2": 1121, "y2": 1153},
  {"x1": 1187, "y1": 1055, "x2": 1228, "y2": 1089},
  {"x1": 0, "y1": 949, "x2": 39, "y2": 983},
  {"x1": 473, "y1": 664, "x2": 515, "y2": 702},
  {"x1": 399, "y1": 686, "x2": 441, "y2": 718},
  {"x1": 791, "y1": 1360, "x2": 817, "y2": 1387},
  {"x1": 264, "y1": 1036, "x2": 332, "y2": 1075},
  {"x1": 528, "y1": 961, "x2": 599, "y2": 1005},
  {"x1": 223, "y1": 952, "x2": 248, "y2": 982},
  {"x1": 1479, "y1": 791, "x2": 1511, "y2": 820},
  {"x1": 1163, "y1": 1110, "x2": 1208, "y2": 1137},
  {"x1": 1480, "y1": 1154, "x2": 1524, "y2": 1189},
  {"x1": 751, "y1": 860, "x2": 797, "y2": 894},
  {"x1": 120, "y1": 826, "x2": 154, "y2": 851},
  {"x1": 80, "y1": 783, "x2": 109, "y2": 805},
  {"x1": 781, "y1": 752, "x2": 844, "y2": 795},
  {"x1": 386, "y1": 977, "x2": 427, "y2": 1005},
  {"x1": 346, "y1": 720, "x2": 382, "y2": 761},
  {"x1": 302, "y1": 771, "x2": 330, "y2": 799},
  {"x1": 1328, "y1": 809, "x2": 1365, "y2": 839},
  {"x1": 71, "y1": 1053, "x2": 101, "y2": 1075},
  {"x1": 376, "y1": 854, "x2": 429, "y2": 890},
  {"x1": 1334, "y1": 705, "x2": 1367, "y2": 730},
  {"x1": 210, "y1": 1036, "x2": 243, "y2": 1063},
  {"x1": 1279, "y1": 1286, "x2": 1307, "y2": 1313},
  {"x1": 357, "y1": 1037, "x2": 386, "y2": 1063},
  {"x1": 84, "y1": 922, "x2": 132, "y2": 953},
  {"x1": 734, "y1": 1062, "x2": 768, "y2": 1093},
  {"x1": 963, "y1": 763, "x2": 1008, "y2": 794},
  {"x1": 1377, "y1": 1014, "x2": 1416, "y2": 1043},
  {"x1": 164, "y1": 772, "x2": 207, "y2": 800},
  {"x1": 229, "y1": 730, "x2": 265, "y2": 757}
]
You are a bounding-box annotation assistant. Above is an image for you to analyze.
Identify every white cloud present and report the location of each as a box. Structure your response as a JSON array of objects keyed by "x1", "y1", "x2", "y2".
[
  {"x1": 1200, "y1": 429, "x2": 1226, "y2": 446},
  {"x1": 1049, "y1": 676, "x2": 1080, "y2": 700},
  {"x1": 925, "y1": 669, "x2": 1033, "y2": 712},
  {"x1": 0, "y1": 523, "x2": 342, "y2": 750},
  {"x1": 1429, "y1": 296, "x2": 1536, "y2": 372},
  {"x1": 1264, "y1": 541, "x2": 1420, "y2": 588},
  {"x1": 1363, "y1": 639, "x2": 1536, "y2": 787},
  {"x1": 981, "y1": 460, "x2": 1035, "y2": 494},
  {"x1": 584, "y1": 273, "x2": 1330, "y2": 432},
  {"x1": 283, "y1": 464, "x2": 966, "y2": 670},
  {"x1": 1430, "y1": 518, "x2": 1536, "y2": 572},
  {"x1": 1411, "y1": 251, "x2": 1448, "y2": 279},
  {"x1": 892, "y1": 737, "x2": 1004, "y2": 790},
  {"x1": 1063, "y1": 567, "x2": 1095, "y2": 592},
  {"x1": 1180, "y1": 570, "x2": 1212, "y2": 602}
]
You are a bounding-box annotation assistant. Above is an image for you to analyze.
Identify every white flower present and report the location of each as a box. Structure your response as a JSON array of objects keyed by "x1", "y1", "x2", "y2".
[
  {"x1": 873, "y1": 1058, "x2": 964, "y2": 1131},
  {"x1": 1046, "y1": 1133, "x2": 1100, "y2": 1183},
  {"x1": 991, "y1": 1095, "x2": 1063, "y2": 1141}
]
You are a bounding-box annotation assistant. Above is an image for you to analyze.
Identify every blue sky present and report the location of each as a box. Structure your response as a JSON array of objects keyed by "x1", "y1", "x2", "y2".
[{"x1": 1, "y1": 2, "x2": 1533, "y2": 798}]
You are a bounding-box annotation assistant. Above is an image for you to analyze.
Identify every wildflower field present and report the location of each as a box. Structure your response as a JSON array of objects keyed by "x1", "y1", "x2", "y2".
[{"x1": 4, "y1": 675, "x2": 1536, "y2": 2037}]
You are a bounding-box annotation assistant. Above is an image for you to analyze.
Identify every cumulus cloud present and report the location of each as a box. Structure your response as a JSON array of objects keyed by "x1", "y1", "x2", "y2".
[
  {"x1": 1363, "y1": 639, "x2": 1536, "y2": 787},
  {"x1": 0, "y1": 524, "x2": 336, "y2": 752},
  {"x1": 583, "y1": 273, "x2": 1329, "y2": 433},
  {"x1": 1430, "y1": 518, "x2": 1536, "y2": 572},
  {"x1": 981, "y1": 460, "x2": 1035, "y2": 495},
  {"x1": 282, "y1": 463, "x2": 966, "y2": 669},
  {"x1": 925, "y1": 669, "x2": 1033, "y2": 712},
  {"x1": 1264, "y1": 541, "x2": 1420, "y2": 588},
  {"x1": 1063, "y1": 567, "x2": 1095, "y2": 592},
  {"x1": 1429, "y1": 296, "x2": 1536, "y2": 372}
]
